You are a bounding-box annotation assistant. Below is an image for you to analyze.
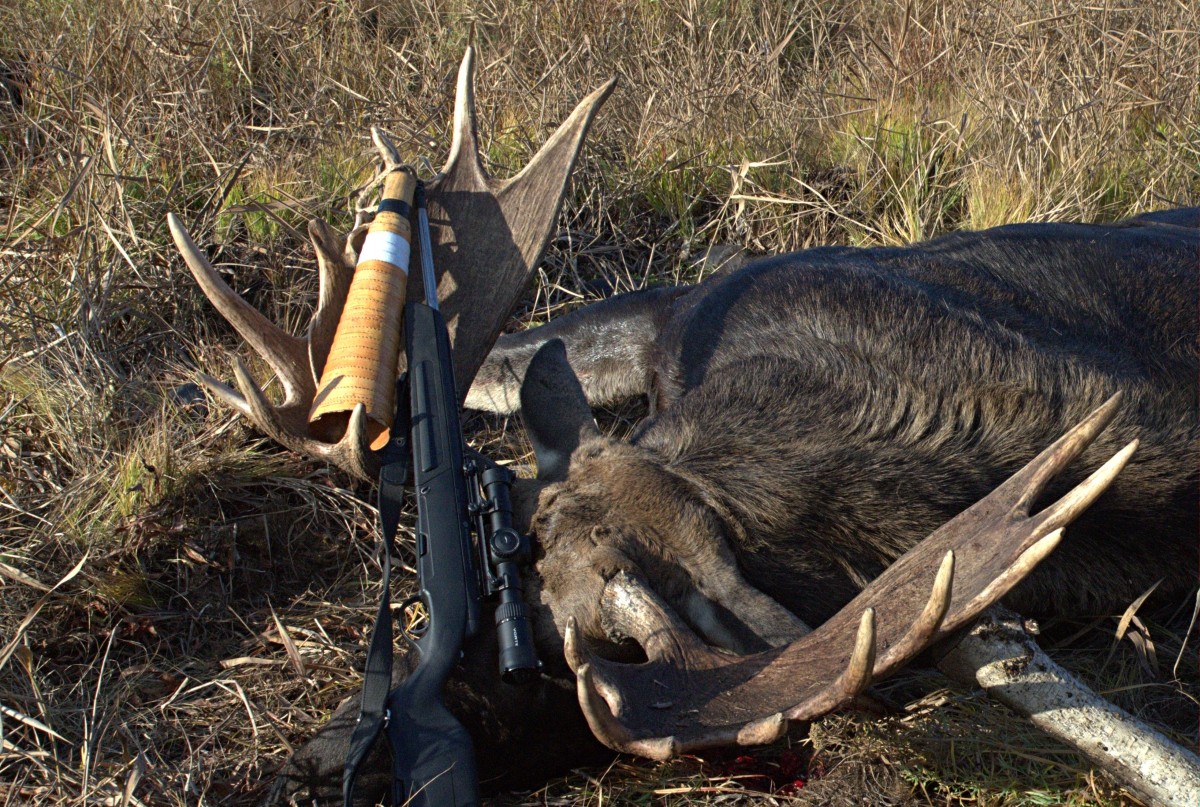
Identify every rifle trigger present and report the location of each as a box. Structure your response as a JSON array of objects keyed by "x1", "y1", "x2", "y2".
[{"x1": 398, "y1": 594, "x2": 428, "y2": 645}]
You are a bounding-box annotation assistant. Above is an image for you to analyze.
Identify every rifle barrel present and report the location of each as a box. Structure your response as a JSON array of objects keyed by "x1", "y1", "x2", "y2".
[{"x1": 416, "y1": 182, "x2": 439, "y2": 310}]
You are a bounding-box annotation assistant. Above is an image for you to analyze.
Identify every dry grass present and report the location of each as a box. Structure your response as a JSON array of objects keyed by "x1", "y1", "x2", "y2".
[{"x1": 0, "y1": 0, "x2": 1197, "y2": 804}]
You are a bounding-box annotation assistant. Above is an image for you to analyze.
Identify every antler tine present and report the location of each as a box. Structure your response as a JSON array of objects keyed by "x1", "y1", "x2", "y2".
[
  {"x1": 306, "y1": 217, "x2": 355, "y2": 387},
  {"x1": 229, "y1": 360, "x2": 378, "y2": 478},
  {"x1": 371, "y1": 126, "x2": 404, "y2": 169},
  {"x1": 575, "y1": 663, "x2": 682, "y2": 761},
  {"x1": 318, "y1": 403, "x2": 376, "y2": 479},
  {"x1": 504, "y1": 78, "x2": 619, "y2": 193},
  {"x1": 233, "y1": 358, "x2": 296, "y2": 436},
  {"x1": 236, "y1": 373, "x2": 376, "y2": 479},
  {"x1": 952, "y1": 529, "x2": 1063, "y2": 629},
  {"x1": 871, "y1": 550, "x2": 954, "y2": 678},
  {"x1": 347, "y1": 128, "x2": 407, "y2": 232},
  {"x1": 197, "y1": 371, "x2": 252, "y2": 419},
  {"x1": 442, "y1": 46, "x2": 485, "y2": 185},
  {"x1": 423, "y1": 49, "x2": 617, "y2": 397},
  {"x1": 786, "y1": 609, "x2": 876, "y2": 722},
  {"x1": 169, "y1": 214, "x2": 311, "y2": 404},
  {"x1": 1030, "y1": 439, "x2": 1138, "y2": 533},
  {"x1": 1010, "y1": 391, "x2": 1122, "y2": 515},
  {"x1": 565, "y1": 398, "x2": 1134, "y2": 757}
]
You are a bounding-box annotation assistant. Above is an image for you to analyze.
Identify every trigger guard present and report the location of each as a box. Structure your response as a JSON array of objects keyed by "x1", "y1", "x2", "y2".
[{"x1": 398, "y1": 594, "x2": 429, "y2": 649}]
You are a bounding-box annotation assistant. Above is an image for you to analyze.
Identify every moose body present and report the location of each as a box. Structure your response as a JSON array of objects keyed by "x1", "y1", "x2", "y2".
[
  {"x1": 270, "y1": 208, "x2": 1200, "y2": 805},
  {"x1": 472, "y1": 209, "x2": 1198, "y2": 636}
]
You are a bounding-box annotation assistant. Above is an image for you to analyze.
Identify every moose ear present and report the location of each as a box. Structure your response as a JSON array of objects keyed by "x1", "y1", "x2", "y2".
[{"x1": 520, "y1": 339, "x2": 599, "y2": 482}]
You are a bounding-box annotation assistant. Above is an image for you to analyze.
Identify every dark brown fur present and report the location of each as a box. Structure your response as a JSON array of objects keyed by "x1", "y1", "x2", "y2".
[
  {"x1": 272, "y1": 209, "x2": 1199, "y2": 804},
  {"x1": 500, "y1": 209, "x2": 1198, "y2": 628}
]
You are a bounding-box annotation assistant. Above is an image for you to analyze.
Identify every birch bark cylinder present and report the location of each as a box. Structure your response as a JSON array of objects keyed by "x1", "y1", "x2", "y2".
[{"x1": 309, "y1": 168, "x2": 417, "y2": 449}]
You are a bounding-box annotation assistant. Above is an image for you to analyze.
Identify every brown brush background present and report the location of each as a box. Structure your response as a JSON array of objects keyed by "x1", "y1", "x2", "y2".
[
  {"x1": 3, "y1": 1, "x2": 1197, "y2": 803},
  {"x1": 309, "y1": 168, "x2": 416, "y2": 448}
]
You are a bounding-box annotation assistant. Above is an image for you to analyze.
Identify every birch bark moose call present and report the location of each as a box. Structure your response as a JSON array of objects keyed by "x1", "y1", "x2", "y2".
[{"x1": 169, "y1": 49, "x2": 1200, "y2": 805}]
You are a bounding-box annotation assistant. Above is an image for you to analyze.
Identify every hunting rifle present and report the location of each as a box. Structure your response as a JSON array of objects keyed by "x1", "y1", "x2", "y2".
[{"x1": 342, "y1": 178, "x2": 540, "y2": 806}]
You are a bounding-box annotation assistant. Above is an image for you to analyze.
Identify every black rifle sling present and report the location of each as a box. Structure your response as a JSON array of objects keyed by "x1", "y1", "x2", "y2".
[{"x1": 344, "y1": 380, "x2": 410, "y2": 806}]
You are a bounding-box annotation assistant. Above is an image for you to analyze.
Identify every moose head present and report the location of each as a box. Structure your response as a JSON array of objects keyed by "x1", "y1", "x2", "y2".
[{"x1": 513, "y1": 338, "x2": 1132, "y2": 758}]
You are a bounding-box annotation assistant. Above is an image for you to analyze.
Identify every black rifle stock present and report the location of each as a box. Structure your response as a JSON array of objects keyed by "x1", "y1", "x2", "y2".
[{"x1": 379, "y1": 299, "x2": 480, "y2": 806}]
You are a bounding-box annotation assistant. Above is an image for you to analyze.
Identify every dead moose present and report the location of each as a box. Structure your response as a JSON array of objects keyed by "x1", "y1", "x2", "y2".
[{"x1": 168, "y1": 50, "x2": 1199, "y2": 806}]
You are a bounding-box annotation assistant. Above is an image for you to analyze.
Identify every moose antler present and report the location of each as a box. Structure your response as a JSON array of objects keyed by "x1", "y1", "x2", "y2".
[
  {"x1": 565, "y1": 394, "x2": 1137, "y2": 758},
  {"x1": 169, "y1": 49, "x2": 615, "y2": 479}
]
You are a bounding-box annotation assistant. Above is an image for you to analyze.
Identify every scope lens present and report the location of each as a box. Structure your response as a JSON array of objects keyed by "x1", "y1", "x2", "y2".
[
  {"x1": 495, "y1": 599, "x2": 539, "y2": 685},
  {"x1": 502, "y1": 666, "x2": 539, "y2": 686}
]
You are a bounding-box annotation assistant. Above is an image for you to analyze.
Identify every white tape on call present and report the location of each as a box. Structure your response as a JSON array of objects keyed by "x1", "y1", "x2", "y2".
[{"x1": 357, "y1": 230, "x2": 411, "y2": 272}]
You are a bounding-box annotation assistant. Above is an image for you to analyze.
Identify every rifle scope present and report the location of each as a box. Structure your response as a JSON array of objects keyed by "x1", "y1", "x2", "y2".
[{"x1": 473, "y1": 463, "x2": 540, "y2": 685}]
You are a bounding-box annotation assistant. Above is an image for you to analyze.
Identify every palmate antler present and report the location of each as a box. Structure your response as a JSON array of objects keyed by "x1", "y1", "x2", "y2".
[
  {"x1": 169, "y1": 49, "x2": 615, "y2": 479},
  {"x1": 565, "y1": 394, "x2": 1136, "y2": 758}
]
